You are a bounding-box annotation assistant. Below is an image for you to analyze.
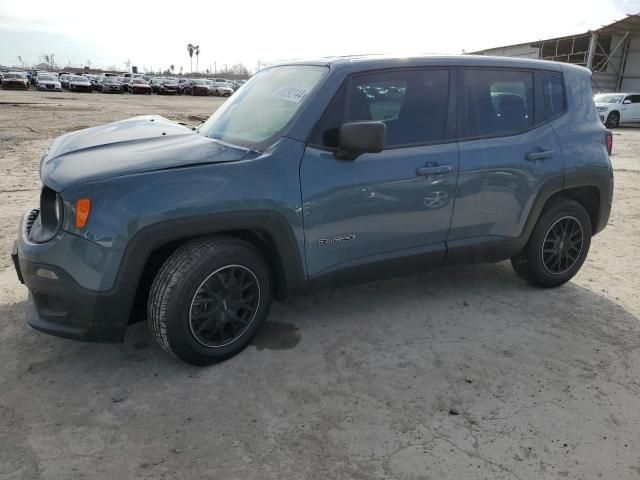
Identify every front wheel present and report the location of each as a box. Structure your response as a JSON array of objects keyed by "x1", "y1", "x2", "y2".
[
  {"x1": 605, "y1": 111, "x2": 620, "y2": 128},
  {"x1": 148, "y1": 236, "x2": 272, "y2": 365},
  {"x1": 511, "y1": 199, "x2": 592, "y2": 288}
]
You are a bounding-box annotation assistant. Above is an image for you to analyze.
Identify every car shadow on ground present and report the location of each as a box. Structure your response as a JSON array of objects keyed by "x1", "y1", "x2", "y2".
[
  {"x1": 3, "y1": 261, "x2": 640, "y2": 479},
  {"x1": 2, "y1": 261, "x2": 639, "y2": 381}
]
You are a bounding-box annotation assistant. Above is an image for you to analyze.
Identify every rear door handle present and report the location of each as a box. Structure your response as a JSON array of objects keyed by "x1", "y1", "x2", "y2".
[
  {"x1": 525, "y1": 150, "x2": 554, "y2": 162},
  {"x1": 415, "y1": 164, "x2": 455, "y2": 176}
]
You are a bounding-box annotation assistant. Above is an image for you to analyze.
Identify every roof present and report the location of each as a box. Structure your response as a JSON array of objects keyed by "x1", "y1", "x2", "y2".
[
  {"x1": 276, "y1": 54, "x2": 567, "y2": 73},
  {"x1": 470, "y1": 13, "x2": 640, "y2": 53}
]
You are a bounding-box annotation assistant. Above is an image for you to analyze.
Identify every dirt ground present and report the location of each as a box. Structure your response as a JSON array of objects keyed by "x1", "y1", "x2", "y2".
[{"x1": 1, "y1": 89, "x2": 639, "y2": 480}]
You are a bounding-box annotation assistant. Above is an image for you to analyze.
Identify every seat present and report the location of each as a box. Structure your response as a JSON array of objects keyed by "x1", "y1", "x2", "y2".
[
  {"x1": 385, "y1": 80, "x2": 447, "y2": 145},
  {"x1": 496, "y1": 94, "x2": 529, "y2": 132}
]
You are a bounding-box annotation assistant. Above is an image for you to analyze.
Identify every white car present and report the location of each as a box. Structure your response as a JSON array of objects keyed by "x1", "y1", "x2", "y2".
[
  {"x1": 36, "y1": 73, "x2": 62, "y2": 92},
  {"x1": 595, "y1": 92, "x2": 640, "y2": 128},
  {"x1": 211, "y1": 81, "x2": 234, "y2": 97}
]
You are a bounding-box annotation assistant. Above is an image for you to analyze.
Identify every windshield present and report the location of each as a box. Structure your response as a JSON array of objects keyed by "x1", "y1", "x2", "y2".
[
  {"x1": 5, "y1": 73, "x2": 24, "y2": 79},
  {"x1": 595, "y1": 94, "x2": 624, "y2": 104},
  {"x1": 192, "y1": 79, "x2": 205, "y2": 85},
  {"x1": 71, "y1": 76, "x2": 86, "y2": 82},
  {"x1": 199, "y1": 65, "x2": 327, "y2": 148}
]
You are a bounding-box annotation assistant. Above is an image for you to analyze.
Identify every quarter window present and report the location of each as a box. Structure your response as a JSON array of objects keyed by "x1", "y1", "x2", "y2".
[
  {"x1": 461, "y1": 69, "x2": 534, "y2": 138},
  {"x1": 542, "y1": 72, "x2": 566, "y2": 118},
  {"x1": 311, "y1": 69, "x2": 450, "y2": 148}
]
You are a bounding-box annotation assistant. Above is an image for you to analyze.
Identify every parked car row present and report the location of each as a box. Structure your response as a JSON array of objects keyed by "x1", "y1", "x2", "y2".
[{"x1": 1, "y1": 70, "x2": 247, "y2": 97}]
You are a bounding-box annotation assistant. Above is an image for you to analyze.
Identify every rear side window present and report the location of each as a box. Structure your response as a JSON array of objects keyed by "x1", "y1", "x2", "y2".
[
  {"x1": 311, "y1": 69, "x2": 450, "y2": 148},
  {"x1": 461, "y1": 69, "x2": 534, "y2": 138},
  {"x1": 542, "y1": 72, "x2": 566, "y2": 118},
  {"x1": 630, "y1": 95, "x2": 640, "y2": 103}
]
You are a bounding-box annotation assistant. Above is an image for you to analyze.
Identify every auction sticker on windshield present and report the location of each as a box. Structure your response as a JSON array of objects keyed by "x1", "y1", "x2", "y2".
[{"x1": 272, "y1": 86, "x2": 308, "y2": 103}]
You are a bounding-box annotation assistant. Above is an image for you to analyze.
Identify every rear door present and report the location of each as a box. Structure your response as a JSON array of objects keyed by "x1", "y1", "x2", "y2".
[
  {"x1": 448, "y1": 68, "x2": 565, "y2": 249},
  {"x1": 300, "y1": 68, "x2": 459, "y2": 277}
]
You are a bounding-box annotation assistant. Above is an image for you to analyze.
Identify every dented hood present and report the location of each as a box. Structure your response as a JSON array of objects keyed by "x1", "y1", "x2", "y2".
[{"x1": 41, "y1": 115, "x2": 249, "y2": 191}]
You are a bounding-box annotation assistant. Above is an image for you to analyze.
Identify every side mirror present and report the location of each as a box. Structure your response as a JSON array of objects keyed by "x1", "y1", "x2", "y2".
[
  {"x1": 336, "y1": 121, "x2": 386, "y2": 160},
  {"x1": 623, "y1": 99, "x2": 632, "y2": 104}
]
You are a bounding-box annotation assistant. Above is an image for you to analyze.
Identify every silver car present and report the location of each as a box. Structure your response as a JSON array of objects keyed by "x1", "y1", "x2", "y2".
[
  {"x1": 36, "y1": 73, "x2": 62, "y2": 92},
  {"x1": 211, "y1": 81, "x2": 234, "y2": 97}
]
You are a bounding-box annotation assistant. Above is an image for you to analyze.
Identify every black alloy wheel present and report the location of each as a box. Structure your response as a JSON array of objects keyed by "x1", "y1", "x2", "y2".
[
  {"x1": 188, "y1": 265, "x2": 261, "y2": 348},
  {"x1": 540, "y1": 216, "x2": 584, "y2": 275},
  {"x1": 605, "y1": 111, "x2": 620, "y2": 128}
]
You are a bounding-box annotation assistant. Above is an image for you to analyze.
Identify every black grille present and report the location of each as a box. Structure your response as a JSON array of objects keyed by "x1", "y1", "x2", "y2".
[
  {"x1": 25, "y1": 209, "x2": 40, "y2": 235},
  {"x1": 34, "y1": 292, "x2": 68, "y2": 316}
]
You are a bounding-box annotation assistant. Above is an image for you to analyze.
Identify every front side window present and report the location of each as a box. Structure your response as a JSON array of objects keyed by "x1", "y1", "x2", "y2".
[
  {"x1": 311, "y1": 69, "x2": 450, "y2": 148},
  {"x1": 199, "y1": 65, "x2": 328, "y2": 149},
  {"x1": 462, "y1": 69, "x2": 534, "y2": 138},
  {"x1": 542, "y1": 72, "x2": 566, "y2": 118}
]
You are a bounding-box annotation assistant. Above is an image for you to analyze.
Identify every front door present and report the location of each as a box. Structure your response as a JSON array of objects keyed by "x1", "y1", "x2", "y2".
[
  {"x1": 626, "y1": 94, "x2": 640, "y2": 121},
  {"x1": 300, "y1": 68, "x2": 458, "y2": 277}
]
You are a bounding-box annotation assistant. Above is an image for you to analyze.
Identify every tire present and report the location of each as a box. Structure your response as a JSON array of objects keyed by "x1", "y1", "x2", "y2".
[
  {"x1": 605, "y1": 111, "x2": 620, "y2": 129},
  {"x1": 148, "y1": 236, "x2": 272, "y2": 365},
  {"x1": 511, "y1": 198, "x2": 592, "y2": 288}
]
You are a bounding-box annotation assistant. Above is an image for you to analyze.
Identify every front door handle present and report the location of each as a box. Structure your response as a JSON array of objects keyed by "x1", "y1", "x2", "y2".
[
  {"x1": 525, "y1": 150, "x2": 554, "y2": 162},
  {"x1": 416, "y1": 164, "x2": 455, "y2": 176}
]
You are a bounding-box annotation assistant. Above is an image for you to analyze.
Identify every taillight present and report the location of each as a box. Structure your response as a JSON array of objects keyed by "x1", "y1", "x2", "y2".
[{"x1": 605, "y1": 131, "x2": 613, "y2": 156}]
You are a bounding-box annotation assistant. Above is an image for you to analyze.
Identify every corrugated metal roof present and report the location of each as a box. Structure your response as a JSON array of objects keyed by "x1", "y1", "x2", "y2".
[{"x1": 471, "y1": 13, "x2": 640, "y2": 54}]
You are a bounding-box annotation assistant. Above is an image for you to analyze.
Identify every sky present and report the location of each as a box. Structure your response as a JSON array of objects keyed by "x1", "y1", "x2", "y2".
[{"x1": 0, "y1": 0, "x2": 639, "y2": 73}]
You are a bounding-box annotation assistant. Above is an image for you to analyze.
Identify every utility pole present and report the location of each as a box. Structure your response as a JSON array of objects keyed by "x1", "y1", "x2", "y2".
[{"x1": 125, "y1": 59, "x2": 131, "y2": 73}]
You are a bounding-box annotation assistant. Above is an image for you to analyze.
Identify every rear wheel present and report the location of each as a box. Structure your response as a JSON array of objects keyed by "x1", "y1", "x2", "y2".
[
  {"x1": 605, "y1": 111, "x2": 620, "y2": 128},
  {"x1": 511, "y1": 199, "x2": 592, "y2": 288},
  {"x1": 148, "y1": 236, "x2": 272, "y2": 365}
]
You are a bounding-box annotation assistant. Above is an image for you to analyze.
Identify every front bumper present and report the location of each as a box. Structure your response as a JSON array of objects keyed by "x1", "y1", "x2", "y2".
[
  {"x1": 2, "y1": 82, "x2": 28, "y2": 89},
  {"x1": 38, "y1": 85, "x2": 62, "y2": 91},
  {"x1": 13, "y1": 210, "x2": 128, "y2": 343},
  {"x1": 70, "y1": 84, "x2": 92, "y2": 92}
]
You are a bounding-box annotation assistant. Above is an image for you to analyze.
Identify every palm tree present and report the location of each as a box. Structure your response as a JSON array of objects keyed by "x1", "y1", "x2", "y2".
[
  {"x1": 170, "y1": 64, "x2": 175, "y2": 75},
  {"x1": 195, "y1": 46, "x2": 200, "y2": 73},
  {"x1": 187, "y1": 44, "x2": 195, "y2": 73}
]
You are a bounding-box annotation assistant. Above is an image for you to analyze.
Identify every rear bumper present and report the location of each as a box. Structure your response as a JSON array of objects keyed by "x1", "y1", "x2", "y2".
[{"x1": 13, "y1": 211, "x2": 128, "y2": 343}]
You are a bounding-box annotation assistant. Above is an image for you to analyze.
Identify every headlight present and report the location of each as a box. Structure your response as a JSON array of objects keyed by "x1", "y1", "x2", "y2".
[
  {"x1": 596, "y1": 106, "x2": 608, "y2": 112},
  {"x1": 28, "y1": 186, "x2": 63, "y2": 243}
]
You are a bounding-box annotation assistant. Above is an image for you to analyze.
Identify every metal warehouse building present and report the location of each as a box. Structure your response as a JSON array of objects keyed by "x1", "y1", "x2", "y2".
[{"x1": 470, "y1": 13, "x2": 640, "y2": 93}]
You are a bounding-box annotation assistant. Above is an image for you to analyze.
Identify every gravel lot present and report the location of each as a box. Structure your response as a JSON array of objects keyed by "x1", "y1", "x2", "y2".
[{"x1": 1, "y1": 89, "x2": 639, "y2": 480}]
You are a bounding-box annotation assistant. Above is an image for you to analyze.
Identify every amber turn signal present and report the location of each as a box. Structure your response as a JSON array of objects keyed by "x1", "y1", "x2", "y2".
[{"x1": 75, "y1": 198, "x2": 91, "y2": 228}]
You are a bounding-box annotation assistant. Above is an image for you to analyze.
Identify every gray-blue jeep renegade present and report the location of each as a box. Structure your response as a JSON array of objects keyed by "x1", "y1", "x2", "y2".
[{"x1": 12, "y1": 55, "x2": 614, "y2": 365}]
